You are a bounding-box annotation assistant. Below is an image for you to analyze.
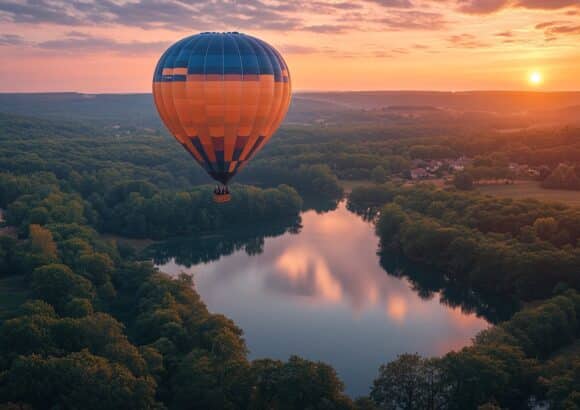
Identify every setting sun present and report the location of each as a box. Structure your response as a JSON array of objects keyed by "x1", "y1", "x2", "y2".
[{"x1": 529, "y1": 71, "x2": 543, "y2": 86}]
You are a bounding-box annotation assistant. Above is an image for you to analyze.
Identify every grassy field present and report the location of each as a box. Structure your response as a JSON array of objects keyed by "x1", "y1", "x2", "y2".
[
  {"x1": 101, "y1": 234, "x2": 157, "y2": 252},
  {"x1": 0, "y1": 276, "x2": 29, "y2": 321},
  {"x1": 340, "y1": 179, "x2": 374, "y2": 193},
  {"x1": 478, "y1": 181, "x2": 580, "y2": 207}
]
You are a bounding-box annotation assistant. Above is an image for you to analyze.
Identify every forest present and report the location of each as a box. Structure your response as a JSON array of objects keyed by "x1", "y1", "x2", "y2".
[{"x1": 0, "y1": 95, "x2": 578, "y2": 409}]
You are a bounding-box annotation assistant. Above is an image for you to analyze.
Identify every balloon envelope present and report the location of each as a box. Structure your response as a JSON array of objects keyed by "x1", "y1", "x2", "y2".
[{"x1": 152, "y1": 32, "x2": 292, "y2": 184}]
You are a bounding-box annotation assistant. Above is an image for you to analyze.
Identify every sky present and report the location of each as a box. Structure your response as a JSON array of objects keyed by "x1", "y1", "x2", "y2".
[{"x1": 0, "y1": 0, "x2": 579, "y2": 93}]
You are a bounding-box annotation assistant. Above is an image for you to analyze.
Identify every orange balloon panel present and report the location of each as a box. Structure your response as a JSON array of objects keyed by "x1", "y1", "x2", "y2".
[{"x1": 152, "y1": 32, "x2": 292, "y2": 184}]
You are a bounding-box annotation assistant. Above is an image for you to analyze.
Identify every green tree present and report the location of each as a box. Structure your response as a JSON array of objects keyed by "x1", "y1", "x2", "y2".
[
  {"x1": 533, "y1": 217, "x2": 558, "y2": 242},
  {"x1": 28, "y1": 224, "x2": 58, "y2": 262},
  {"x1": 77, "y1": 252, "x2": 114, "y2": 285},
  {"x1": 0, "y1": 236, "x2": 17, "y2": 275},
  {"x1": 58, "y1": 238, "x2": 92, "y2": 268},
  {"x1": 542, "y1": 164, "x2": 580, "y2": 190},
  {"x1": 453, "y1": 172, "x2": 474, "y2": 191},
  {"x1": 64, "y1": 298, "x2": 94, "y2": 318},
  {"x1": 28, "y1": 207, "x2": 49, "y2": 225},
  {"x1": 518, "y1": 225, "x2": 537, "y2": 243},
  {"x1": 370, "y1": 353, "x2": 444, "y2": 410},
  {"x1": 171, "y1": 349, "x2": 251, "y2": 410},
  {"x1": 31, "y1": 264, "x2": 94, "y2": 311},
  {"x1": 250, "y1": 356, "x2": 354, "y2": 410},
  {"x1": 354, "y1": 397, "x2": 379, "y2": 410},
  {"x1": 1, "y1": 351, "x2": 158, "y2": 410},
  {"x1": 376, "y1": 204, "x2": 407, "y2": 241},
  {"x1": 371, "y1": 166, "x2": 388, "y2": 184}
]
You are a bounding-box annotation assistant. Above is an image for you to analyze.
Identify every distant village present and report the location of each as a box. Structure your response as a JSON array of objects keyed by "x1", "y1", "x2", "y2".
[
  {"x1": 409, "y1": 157, "x2": 471, "y2": 181},
  {"x1": 407, "y1": 157, "x2": 550, "y2": 185}
]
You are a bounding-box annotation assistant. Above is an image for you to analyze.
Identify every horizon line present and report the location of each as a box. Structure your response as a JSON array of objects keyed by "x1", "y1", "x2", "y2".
[{"x1": 2, "y1": 89, "x2": 580, "y2": 95}]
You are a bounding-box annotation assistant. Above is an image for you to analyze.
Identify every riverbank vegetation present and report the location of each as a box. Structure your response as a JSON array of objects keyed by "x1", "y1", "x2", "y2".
[
  {"x1": 349, "y1": 183, "x2": 579, "y2": 300},
  {"x1": 370, "y1": 290, "x2": 580, "y2": 410},
  {"x1": 0, "y1": 221, "x2": 355, "y2": 409},
  {"x1": 349, "y1": 182, "x2": 580, "y2": 408}
]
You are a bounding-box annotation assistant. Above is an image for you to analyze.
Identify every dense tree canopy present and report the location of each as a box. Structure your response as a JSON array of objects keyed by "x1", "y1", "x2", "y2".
[{"x1": 0, "y1": 107, "x2": 578, "y2": 409}]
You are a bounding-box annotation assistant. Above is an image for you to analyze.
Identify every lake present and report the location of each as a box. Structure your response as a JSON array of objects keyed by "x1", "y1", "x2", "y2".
[{"x1": 153, "y1": 201, "x2": 489, "y2": 396}]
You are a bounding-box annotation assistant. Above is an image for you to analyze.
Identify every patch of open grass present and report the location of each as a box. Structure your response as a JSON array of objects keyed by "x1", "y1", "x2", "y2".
[
  {"x1": 340, "y1": 179, "x2": 374, "y2": 193},
  {"x1": 478, "y1": 181, "x2": 580, "y2": 207}
]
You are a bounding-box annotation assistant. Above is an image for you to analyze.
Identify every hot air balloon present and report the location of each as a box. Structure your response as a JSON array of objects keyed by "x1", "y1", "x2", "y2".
[{"x1": 152, "y1": 32, "x2": 292, "y2": 203}]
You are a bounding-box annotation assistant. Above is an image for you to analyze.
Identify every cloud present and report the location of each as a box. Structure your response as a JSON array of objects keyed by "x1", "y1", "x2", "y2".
[
  {"x1": 0, "y1": 33, "x2": 27, "y2": 46},
  {"x1": 0, "y1": 30, "x2": 154, "y2": 53},
  {"x1": 278, "y1": 44, "x2": 320, "y2": 54},
  {"x1": 281, "y1": 43, "x2": 394, "y2": 59},
  {"x1": 373, "y1": 50, "x2": 394, "y2": 58},
  {"x1": 302, "y1": 24, "x2": 352, "y2": 33},
  {"x1": 454, "y1": 0, "x2": 579, "y2": 14},
  {"x1": 38, "y1": 39, "x2": 168, "y2": 54},
  {"x1": 308, "y1": 1, "x2": 364, "y2": 10},
  {"x1": 516, "y1": 0, "x2": 580, "y2": 9},
  {"x1": 535, "y1": 19, "x2": 580, "y2": 39},
  {"x1": 0, "y1": 0, "x2": 410, "y2": 33},
  {"x1": 0, "y1": 0, "x2": 303, "y2": 31},
  {"x1": 0, "y1": 0, "x2": 441, "y2": 34},
  {"x1": 447, "y1": 33, "x2": 489, "y2": 48},
  {"x1": 545, "y1": 24, "x2": 580, "y2": 34},
  {"x1": 65, "y1": 31, "x2": 93, "y2": 39},
  {"x1": 456, "y1": 0, "x2": 509, "y2": 14},
  {"x1": 535, "y1": 21, "x2": 563, "y2": 29},
  {"x1": 491, "y1": 31, "x2": 531, "y2": 43},
  {"x1": 378, "y1": 10, "x2": 447, "y2": 30},
  {"x1": 363, "y1": 0, "x2": 414, "y2": 7},
  {"x1": 0, "y1": 0, "x2": 87, "y2": 25},
  {"x1": 1, "y1": 0, "x2": 578, "y2": 36}
]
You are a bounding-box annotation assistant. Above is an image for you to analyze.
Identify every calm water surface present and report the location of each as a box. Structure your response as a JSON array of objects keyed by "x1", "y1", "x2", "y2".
[{"x1": 155, "y1": 201, "x2": 489, "y2": 396}]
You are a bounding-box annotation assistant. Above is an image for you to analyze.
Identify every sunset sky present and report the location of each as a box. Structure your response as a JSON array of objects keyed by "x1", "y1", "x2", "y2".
[{"x1": 0, "y1": 0, "x2": 579, "y2": 92}]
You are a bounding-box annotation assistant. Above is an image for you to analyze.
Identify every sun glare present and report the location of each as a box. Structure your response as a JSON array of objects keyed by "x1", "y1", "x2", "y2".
[{"x1": 529, "y1": 71, "x2": 543, "y2": 86}]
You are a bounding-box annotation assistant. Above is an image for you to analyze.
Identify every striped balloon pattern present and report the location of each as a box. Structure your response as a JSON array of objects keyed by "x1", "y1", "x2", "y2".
[{"x1": 153, "y1": 32, "x2": 291, "y2": 185}]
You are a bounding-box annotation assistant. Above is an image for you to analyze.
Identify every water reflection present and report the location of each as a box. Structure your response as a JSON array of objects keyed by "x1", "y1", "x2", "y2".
[
  {"x1": 153, "y1": 201, "x2": 491, "y2": 396},
  {"x1": 301, "y1": 196, "x2": 341, "y2": 214},
  {"x1": 379, "y1": 253, "x2": 519, "y2": 323},
  {"x1": 146, "y1": 216, "x2": 302, "y2": 267}
]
